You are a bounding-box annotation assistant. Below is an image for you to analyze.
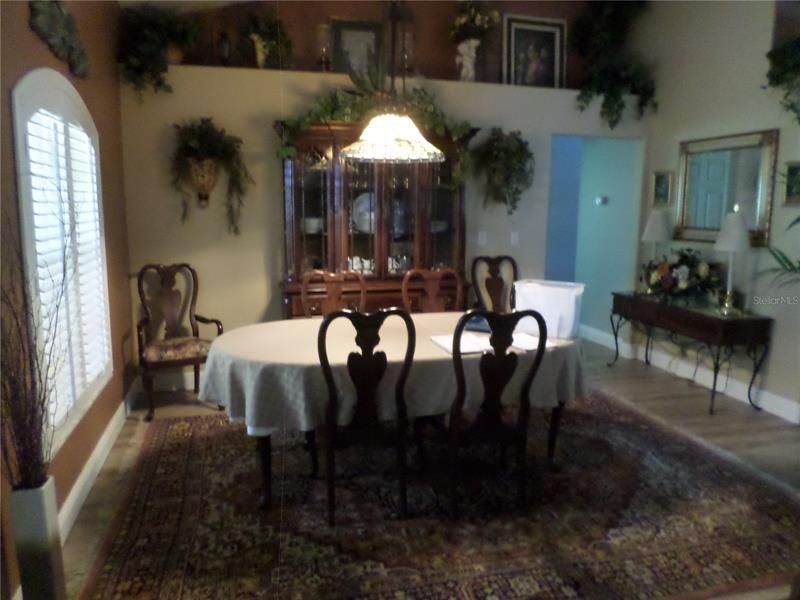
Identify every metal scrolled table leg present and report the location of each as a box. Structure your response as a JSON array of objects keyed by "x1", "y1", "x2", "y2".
[
  {"x1": 607, "y1": 313, "x2": 628, "y2": 367},
  {"x1": 745, "y1": 344, "x2": 768, "y2": 411}
]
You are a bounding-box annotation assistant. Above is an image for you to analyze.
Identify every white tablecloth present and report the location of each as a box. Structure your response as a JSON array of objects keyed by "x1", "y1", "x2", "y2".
[{"x1": 199, "y1": 312, "x2": 585, "y2": 436}]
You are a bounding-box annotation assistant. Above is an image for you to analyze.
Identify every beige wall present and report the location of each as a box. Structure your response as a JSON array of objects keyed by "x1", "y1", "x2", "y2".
[
  {"x1": 631, "y1": 1, "x2": 800, "y2": 406},
  {"x1": 120, "y1": 67, "x2": 645, "y2": 333}
]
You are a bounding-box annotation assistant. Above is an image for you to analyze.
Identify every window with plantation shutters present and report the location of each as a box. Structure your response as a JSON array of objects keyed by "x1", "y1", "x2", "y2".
[{"x1": 12, "y1": 69, "x2": 112, "y2": 433}]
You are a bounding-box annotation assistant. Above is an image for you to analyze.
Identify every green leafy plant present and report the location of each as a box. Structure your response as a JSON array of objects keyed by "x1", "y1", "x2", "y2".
[
  {"x1": 171, "y1": 118, "x2": 253, "y2": 235},
  {"x1": 766, "y1": 38, "x2": 800, "y2": 124},
  {"x1": 573, "y1": 1, "x2": 657, "y2": 129},
  {"x1": 29, "y1": 0, "x2": 87, "y2": 77},
  {"x1": 764, "y1": 215, "x2": 800, "y2": 287},
  {"x1": 470, "y1": 128, "x2": 534, "y2": 214},
  {"x1": 450, "y1": 1, "x2": 499, "y2": 44},
  {"x1": 119, "y1": 5, "x2": 199, "y2": 96},
  {"x1": 243, "y1": 14, "x2": 292, "y2": 69}
]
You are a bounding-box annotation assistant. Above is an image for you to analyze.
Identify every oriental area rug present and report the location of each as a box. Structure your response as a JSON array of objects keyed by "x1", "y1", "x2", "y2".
[{"x1": 82, "y1": 392, "x2": 800, "y2": 599}]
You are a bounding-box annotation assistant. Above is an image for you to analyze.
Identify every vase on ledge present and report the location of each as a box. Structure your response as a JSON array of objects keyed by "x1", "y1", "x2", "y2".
[{"x1": 456, "y1": 38, "x2": 480, "y2": 82}]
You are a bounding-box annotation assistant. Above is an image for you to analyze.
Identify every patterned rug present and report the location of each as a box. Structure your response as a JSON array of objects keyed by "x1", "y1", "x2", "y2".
[{"x1": 82, "y1": 392, "x2": 800, "y2": 599}]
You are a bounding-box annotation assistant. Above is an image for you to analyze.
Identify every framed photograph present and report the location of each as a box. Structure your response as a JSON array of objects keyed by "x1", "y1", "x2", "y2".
[
  {"x1": 502, "y1": 15, "x2": 566, "y2": 88},
  {"x1": 785, "y1": 162, "x2": 800, "y2": 206},
  {"x1": 331, "y1": 20, "x2": 382, "y2": 76},
  {"x1": 652, "y1": 171, "x2": 673, "y2": 207}
]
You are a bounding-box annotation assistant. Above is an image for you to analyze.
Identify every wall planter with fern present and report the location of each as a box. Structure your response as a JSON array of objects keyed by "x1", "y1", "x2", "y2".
[
  {"x1": 470, "y1": 128, "x2": 534, "y2": 214},
  {"x1": 766, "y1": 37, "x2": 800, "y2": 124},
  {"x1": 171, "y1": 118, "x2": 253, "y2": 235}
]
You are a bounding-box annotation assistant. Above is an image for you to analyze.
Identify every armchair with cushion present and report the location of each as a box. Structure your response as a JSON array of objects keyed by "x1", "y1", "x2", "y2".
[{"x1": 136, "y1": 263, "x2": 223, "y2": 421}]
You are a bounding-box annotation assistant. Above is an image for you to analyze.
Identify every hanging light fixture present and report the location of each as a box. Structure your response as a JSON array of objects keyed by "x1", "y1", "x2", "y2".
[{"x1": 340, "y1": 2, "x2": 444, "y2": 163}]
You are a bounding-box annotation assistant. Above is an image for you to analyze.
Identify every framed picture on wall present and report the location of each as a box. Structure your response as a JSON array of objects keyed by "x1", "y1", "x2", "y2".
[
  {"x1": 331, "y1": 20, "x2": 383, "y2": 77},
  {"x1": 502, "y1": 15, "x2": 566, "y2": 88},
  {"x1": 652, "y1": 171, "x2": 673, "y2": 207},
  {"x1": 785, "y1": 162, "x2": 800, "y2": 206}
]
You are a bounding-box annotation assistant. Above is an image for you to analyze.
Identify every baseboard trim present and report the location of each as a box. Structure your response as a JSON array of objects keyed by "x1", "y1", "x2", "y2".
[
  {"x1": 579, "y1": 324, "x2": 800, "y2": 424},
  {"x1": 58, "y1": 401, "x2": 127, "y2": 544}
]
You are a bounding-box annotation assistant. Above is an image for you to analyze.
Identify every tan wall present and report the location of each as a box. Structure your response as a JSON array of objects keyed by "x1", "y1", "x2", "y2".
[
  {"x1": 0, "y1": 0, "x2": 132, "y2": 512},
  {"x1": 120, "y1": 66, "x2": 644, "y2": 335},
  {"x1": 631, "y1": 1, "x2": 800, "y2": 407}
]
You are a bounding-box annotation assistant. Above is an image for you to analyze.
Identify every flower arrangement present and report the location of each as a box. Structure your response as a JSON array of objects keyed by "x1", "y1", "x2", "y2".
[
  {"x1": 450, "y1": 1, "x2": 500, "y2": 44},
  {"x1": 641, "y1": 249, "x2": 720, "y2": 299}
]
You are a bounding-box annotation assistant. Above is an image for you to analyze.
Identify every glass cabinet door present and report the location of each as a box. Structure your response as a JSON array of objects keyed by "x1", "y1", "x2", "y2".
[
  {"x1": 297, "y1": 150, "x2": 329, "y2": 272},
  {"x1": 346, "y1": 161, "x2": 377, "y2": 276},
  {"x1": 386, "y1": 163, "x2": 417, "y2": 275},
  {"x1": 426, "y1": 162, "x2": 455, "y2": 269}
]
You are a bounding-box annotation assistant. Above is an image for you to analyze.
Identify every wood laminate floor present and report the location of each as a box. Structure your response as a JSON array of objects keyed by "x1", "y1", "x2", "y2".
[{"x1": 61, "y1": 341, "x2": 800, "y2": 599}]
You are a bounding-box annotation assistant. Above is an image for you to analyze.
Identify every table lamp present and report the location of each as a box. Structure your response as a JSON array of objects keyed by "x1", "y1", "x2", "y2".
[
  {"x1": 641, "y1": 209, "x2": 672, "y2": 260},
  {"x1": 714, "y1": 210, "x2": 750, "y2": 316}
]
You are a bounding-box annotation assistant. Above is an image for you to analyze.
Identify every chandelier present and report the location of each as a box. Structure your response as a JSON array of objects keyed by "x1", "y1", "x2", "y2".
[{"x1": 340, "y1": 3, "x2": 444, "y2": 164}]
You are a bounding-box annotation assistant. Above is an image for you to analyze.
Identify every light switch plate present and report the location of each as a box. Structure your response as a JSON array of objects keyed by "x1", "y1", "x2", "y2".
[
  {"x1": 510, "y1": 231, "x2": 519, "y2": 246},
  {"x1": 478, "y1": 231, "x2": 487, "y2": 246}
]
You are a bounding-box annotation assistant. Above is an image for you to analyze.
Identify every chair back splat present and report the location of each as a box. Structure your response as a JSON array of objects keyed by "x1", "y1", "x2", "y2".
[
  {"x1": 300, "y1": 269, "x2": 366, "y2": 317},
  {"x1": 449, "y1": 308, "x2": 547, "y2": 515},
  {"x1": 317, "y1": 308, "x2": 416, "y2": 526},
  {"x1": 401, "y1": 267, "x2": 463, "y2": 313},
  {"x1": 471, "y1": 255, "x2": 518, "y2": 313}
]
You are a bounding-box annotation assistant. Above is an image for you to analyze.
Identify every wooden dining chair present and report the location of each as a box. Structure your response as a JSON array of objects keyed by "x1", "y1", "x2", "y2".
[
  {"x1": 401, "y1": 268, "x2": 464, "y2": 313},
  {"x1": 300, "y1": 270, "x2": 367, "y2": 317},
  {"x1": 448, "y1": 308, "x2": 547, "y2": 516},
  {"x1": 471, "y1": 255, "x2": 519, "y2": 313},
  {"x1": 137, "y1": 263, "x2": 223, "y2": 421},
  {"x1": 317, "y1": 308, "x2": 416, "y2": 526}
]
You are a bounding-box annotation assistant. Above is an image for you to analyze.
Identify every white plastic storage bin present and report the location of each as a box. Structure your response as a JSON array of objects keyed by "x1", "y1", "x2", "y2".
[{"x1": 514, "y1": 279, "x2": 585, "y2": 339}]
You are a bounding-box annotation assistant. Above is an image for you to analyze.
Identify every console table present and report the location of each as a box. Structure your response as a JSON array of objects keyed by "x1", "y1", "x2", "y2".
[{"x1": 608, "y1": 292, "x2": 773, "y2": 414}]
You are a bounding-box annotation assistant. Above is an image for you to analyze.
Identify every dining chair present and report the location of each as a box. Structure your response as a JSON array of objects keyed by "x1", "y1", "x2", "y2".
[
  {"x1": 317, "y1": 308, "x2": 416, "y2": 526},
  {"x1": 136, "y1": 263, "x2": 223, "y2": 421},
  {"x1": 448, "y1": 308, "x2": 547, "y2": 516},
  {"x1": 401, "y1": 267, "x2": 464, "y2": 313},
  {"x1": 471, "y1": 255, "x2": 519, "y2": 313},
  {"x1": 300, "y1": 269, "x2": 367, "y2": 317}
]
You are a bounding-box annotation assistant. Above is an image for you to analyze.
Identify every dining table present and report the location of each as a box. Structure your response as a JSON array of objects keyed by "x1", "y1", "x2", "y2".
[{"x1": 198, "y1": 311, "x2": 585, "y2": 507}]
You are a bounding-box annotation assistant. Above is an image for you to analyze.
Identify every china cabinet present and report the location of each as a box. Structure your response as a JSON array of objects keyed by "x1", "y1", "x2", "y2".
[{"x1": 275, "y1": 121, "x2": 471, "y2": 317}]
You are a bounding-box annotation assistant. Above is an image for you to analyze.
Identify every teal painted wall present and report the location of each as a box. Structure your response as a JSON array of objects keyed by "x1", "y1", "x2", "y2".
[
  {"x1": 575, "y1": 138, "x2": 644, "y2": 331},
  {"x1": 545, "y1": 136, "x2": 583, "y2": 282}
]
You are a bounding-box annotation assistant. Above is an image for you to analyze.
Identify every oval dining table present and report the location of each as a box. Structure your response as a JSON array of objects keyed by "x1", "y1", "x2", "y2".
[{"x1": 198, "y1": 311, "x2": 585, "y2": 508}]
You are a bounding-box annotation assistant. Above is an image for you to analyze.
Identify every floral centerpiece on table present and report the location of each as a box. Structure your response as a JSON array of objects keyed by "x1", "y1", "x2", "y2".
[
  {"x1": 641, "y1": 249, "x2": 721, "y2": 300},
  {"x1": 450, "y1": 1, "x2": 500, "y2": 44}
]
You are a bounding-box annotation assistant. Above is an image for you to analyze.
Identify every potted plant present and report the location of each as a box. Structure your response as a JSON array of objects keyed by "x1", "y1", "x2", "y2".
[
  {"x1": 766, "y1": 37, "x2": 800, "y2": 124},
  {"x1": 470, "y1": 128, "x2": 534, "y2": 214},
  {"x1": 119, "y1": 4, "x2": 199, "y2": 96},
  {"x1": 171, "y1": 118, "x2": 254, "y2": 235},
  {"x1": 1, "y1": 216, "x2": 68, "y2": 600},
  {"x1": 243, "y1": 13, "x2": 292, "y2": 69}
]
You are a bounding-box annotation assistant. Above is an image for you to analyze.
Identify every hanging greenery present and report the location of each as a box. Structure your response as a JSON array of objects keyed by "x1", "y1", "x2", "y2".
[
  {"x1": 242, "y1": 13, "x2": 292, "y2": 69},
  {"x1": 171, "y1": 118, "x2": 254, "y2": 235},
  {"x1": 764, "y1": 215, "x2": 800, "y2": 287},
  {"x1": 119, "y1": 5, "x2": 199, "y2": 96},
  {"x1": 573, "y1": 1, "x2": 657, "y2": 129},
  {"x1": 766, "y1": 38, "x2": 800, "y2": 125},
  {"x1": 470, "y1": 128, "x2": 534, "y2": 214},
  {"x1": 28, "y1": 0, "x2": 88, "y2": 78}
]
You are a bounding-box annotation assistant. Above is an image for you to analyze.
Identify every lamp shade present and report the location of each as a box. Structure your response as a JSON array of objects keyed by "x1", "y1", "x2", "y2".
[
  {"x1": 340, "y1": 114, "x2": 445, "y2": 163},
  {"x1": 641, "y1": 209, "x2": 671, "y2": 243},
  {"x1": 714, "y1": 211, "x2": 750, "y2": 252}
]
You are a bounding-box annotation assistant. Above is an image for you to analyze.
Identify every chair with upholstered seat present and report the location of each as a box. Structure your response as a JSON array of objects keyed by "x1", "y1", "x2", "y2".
[
  {"x1": 300, "y1": 270, "x2": 367, "y2": 317},
  {"x1": 448, "y1": 308, "x2": 547, "y2": 516},
  {"x1": 137, "y1": 263, "x2": 223, "y2": 421},
  {"x1": 471, "y1": 255, "x2": 519, "y2": 313},
  {"x1": 401, "y1": 267, "x2": 463, "y2": 313},
  {"x1": 317, "y1": 308, "x2": 416, "y2": 526}
]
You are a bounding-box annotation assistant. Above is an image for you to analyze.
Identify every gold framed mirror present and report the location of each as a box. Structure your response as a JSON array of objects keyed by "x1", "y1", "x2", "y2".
[{"x1": 674, "y1": 129, "x2": 779, "y2": 246}]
